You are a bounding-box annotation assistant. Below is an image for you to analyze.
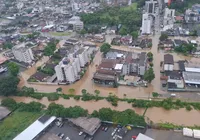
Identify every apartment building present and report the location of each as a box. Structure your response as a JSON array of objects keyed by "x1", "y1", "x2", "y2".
[
  {"x1": 76, "y1": 47, "x2": 89, "y2": 67},
  {"x1": 12, "y1": 43, "x2": 34, "y2": 64},
  {"x1": 55, "y1": 57, "x2": 81, "y2": 83},
  {"x1": 55, "y1": 47, "x2": 90, "y2": 83}
]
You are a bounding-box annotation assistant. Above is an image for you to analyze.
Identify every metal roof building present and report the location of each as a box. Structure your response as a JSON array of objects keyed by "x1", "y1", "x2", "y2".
[{"x1": 13, "y1": 115, "x2": 56, "y2": 140}]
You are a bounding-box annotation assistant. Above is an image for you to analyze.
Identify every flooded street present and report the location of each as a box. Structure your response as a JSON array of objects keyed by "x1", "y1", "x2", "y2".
[
  {"x1": 18, "y1": 36, "x2": 200, "y2": 98},
  {"x1": 15, "y1": 36, "x2": 200, "y2": 126}
]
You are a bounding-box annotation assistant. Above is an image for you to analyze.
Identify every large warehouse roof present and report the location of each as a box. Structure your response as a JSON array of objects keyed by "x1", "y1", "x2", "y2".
[
  {"x1": 185, "y1": 67, "x2": 200, "y2": 73},
  {"x1": 183, "y1": 71, "x2": 200, "y2": 85},
  {"x1": 13, "y1": 115, "x2": 56, "y2": 140}
]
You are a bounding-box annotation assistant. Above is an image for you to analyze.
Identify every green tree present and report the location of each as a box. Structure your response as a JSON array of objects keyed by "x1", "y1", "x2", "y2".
[
  {"x1": 94, "y1": 90, "x2": 100, "y2": 96},
  {"x1": 144, "y1": 68, "x2": 155, "y2": 83},
  {"x1": 0, "y1": 76, "x2": 20, "y2": 96},
  {"x1": 82, "y1": 89, "x2": 87, "y2": 94},
  {"x1": 152, "y1": 92, "x2": 159, "y2": 98},
  {"x1": 1, "y1": 98, "x2": 17, "y2": 110},
  {"x1": 159, "y1": 33, "x2": 168, "y2": 41},
  {"x1": 131, "y1": 31, "x2": 138, "y2": 39},
  {"x1": 3, "y1": 43, "x2": 13, "y2": 49},
  {"x1": 80, "y1": 29, "x2": 87, "y2": 35},
  {"x1": 44, "y1": 41, "x2": 57, "y2": 56},
  {"x1": 119, "y1": 26, "x2": 128, "y2": 35},
  {"x1": 21, "y1": 86, "x2": 34, "y2": 95},
  {"x1": 147, "y1": 52, "x2": 153, "y2": 62},
  {"x1": 7, "y1": 62, "x2": 19, "y2": 76},
  {"x1": 56, "y1": 87, "x2": 62, "y2": 92},
  {"x1": 68, "y1": 88, "x2": 75, "y2": 94},
  {"x1": 100, "y1": 43, "x2": 111, "y2": 55}
]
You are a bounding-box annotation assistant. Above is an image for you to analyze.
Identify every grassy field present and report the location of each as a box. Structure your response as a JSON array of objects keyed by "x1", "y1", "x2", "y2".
[
  {"x1": 0, "y1": 111, "x2": 42, "y2": 140},
  {"x1": 49, "y1": 32, "x2": 72, "y2": 36}
]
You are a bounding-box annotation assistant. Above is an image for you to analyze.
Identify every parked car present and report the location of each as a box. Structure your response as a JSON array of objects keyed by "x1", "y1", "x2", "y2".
[
  {"x1": 60, "y1": 133, "x2": 64, "y2": 139},
  {"x1": 104, "y1": 127, "x2": 108, "y2": 132},
  {"x1": 83, "y1": 134, "x2": 87, "y2": 139},
  {"x1": 57, "y1": 133, "x2": 61, "y2": 137},
  {"x1": 101, "y1": 127, "x2": 105, "y2": 131},
  {"x1": 65, "y1": 137, "x2": 70, "y2": 140},
  {"x1": 79, "y1": 131, "x2": 83, "y2": 136},
  {"x1": 89, "y1": 137, "x2": 94, "y2": 140}
]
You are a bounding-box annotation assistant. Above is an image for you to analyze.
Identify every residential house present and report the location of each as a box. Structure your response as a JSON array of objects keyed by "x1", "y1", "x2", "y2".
[
  {"x1": 168, "y1": 71, "x2": 184, "y2": 88},
  {"x1": 164, "y1": 54, "x2": 174, "y2": 71}
]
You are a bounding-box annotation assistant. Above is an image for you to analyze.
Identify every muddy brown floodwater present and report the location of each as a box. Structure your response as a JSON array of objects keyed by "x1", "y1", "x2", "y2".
[
  {"x1": 15, "y1": 36, "x2": 200, "y2": 126},
  {"x1": 1, "y1": 96, "x2": 200, "y2": 126}
]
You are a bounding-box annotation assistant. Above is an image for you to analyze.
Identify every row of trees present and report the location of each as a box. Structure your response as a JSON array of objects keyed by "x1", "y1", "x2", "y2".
[
  {"x1": 0, "y1": 62, "x2": 20, "y2": 96},
  {"x1": 1, "y1": 98, "x2": 146, "y2": 126},
  {"x1": 91, "y1": 108, "x2": 146, "y2": 126}
]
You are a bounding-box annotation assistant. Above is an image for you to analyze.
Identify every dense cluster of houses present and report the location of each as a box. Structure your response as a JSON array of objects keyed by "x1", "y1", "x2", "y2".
[
  {"x1": 162, "y1": 54, "x2": 200, "y2": 91},
  {"x1": 93, "y1": 50, "x2": 147, "y2": 86}
]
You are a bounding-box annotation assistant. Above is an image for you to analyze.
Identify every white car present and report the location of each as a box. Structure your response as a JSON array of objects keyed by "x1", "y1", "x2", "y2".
[
  {"x1": 65, "y1": 137, "x2": 70, "y2": 140},
  {"x1": 79, "y1": 131, "x2": 83, "y2": 136}
]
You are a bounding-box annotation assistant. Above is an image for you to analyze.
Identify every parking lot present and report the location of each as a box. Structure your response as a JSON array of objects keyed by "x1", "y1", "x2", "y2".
[{"x1": 39, "y1": 120, "x2": 145, "y2": 140}]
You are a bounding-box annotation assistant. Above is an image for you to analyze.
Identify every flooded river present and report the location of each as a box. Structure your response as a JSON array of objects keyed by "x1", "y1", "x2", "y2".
[{"x1": 1, "y1": 96, "x2": 200, "y2": 126}]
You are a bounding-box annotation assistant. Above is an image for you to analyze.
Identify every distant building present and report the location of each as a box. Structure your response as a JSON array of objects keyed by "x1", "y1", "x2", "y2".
[
  {"x1": 164, "y1": 54, "x2": 174, "y2": 71},
  {"x1": 68, "y1": 16, "x2": 84, "y2": 31},
  {"x1": 141, "y1": 13, "x2": 151, "y2": 35},
  {"x1": 12, "y1": 43, "x2": 34, "y2": 64},
  {"x1": 163, "y1": 8, "x2": 175, "y2": 31},
  {"x1": 145, "y1": 0, "x2": 157, "y2": 14},
  {"x1": 185, "y1": 9, "x2": 200, "y2": 23}
]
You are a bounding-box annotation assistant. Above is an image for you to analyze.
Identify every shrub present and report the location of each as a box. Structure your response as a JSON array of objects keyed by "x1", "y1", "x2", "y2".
[
  {"x1": 152, "y1": 92, "x2": 159, "y2": 98},
  {"x1": 186, "y1": 105, "x2": 192, "y2": 111},
  {"x1": 29, "y1": 93, "x2": 44, "y2": 100},
  {"x1": 47, "y1": 93, "x2": 59, "y2": 101},
  {"x1": 74, "y1": 96, "x2": 81, "y2": 100},
  {"x1": 61, "y1": 94, "x2": 70, "y2": 99}
]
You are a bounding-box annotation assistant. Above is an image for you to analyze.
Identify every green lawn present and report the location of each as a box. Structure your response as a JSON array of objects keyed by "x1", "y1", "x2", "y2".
[
  {"x1": 49, "y1": 32, "x2": 72, "y2": 36},
  {"x1": 122, "y1": 3, "x2": 138, "y2": 11},
  {"x1": 0, "y1": 111, "x2": 42, "y2": 140}
]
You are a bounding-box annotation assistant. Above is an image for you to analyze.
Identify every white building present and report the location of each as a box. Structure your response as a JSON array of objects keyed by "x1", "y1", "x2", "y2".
[
  {"x1": 12, "y1": 43, "x2": 34, "y2": 64},
  {"x1": 76, "y1": 47, "x2": 89, "y2": 67},
  {"x1": 141, "y1": 13, "x2": 151, "y2": 35},
  {"x1": 55, "y1": 47, "x2": 90, "y2": 83},
  {"x1": 55, "y1": 57, "x2": 81, "y2": 83},
  {"x1": 73, "y1": 21, "x2": 84, "y2": 31},
  {"x1": 163, "y1": 8, "x2": 175, "y2": 31},
  {"x1": 145, "y1": 0, "x2": 157, "y2": 14},
  {"x1": 68, "y1": 16, "x2": 84, "y2": 31}
]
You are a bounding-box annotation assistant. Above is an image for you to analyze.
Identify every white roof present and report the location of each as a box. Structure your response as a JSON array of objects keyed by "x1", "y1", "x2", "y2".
[
  {"x1": 13, "y1": 116, "x2": 56, "y2": 140},
  {"x1": 193, "y1": 129, "x2": 200, "y2": 139},
  {"x1": 191, "y1": 40, "x2": 197, "y2": 44},
  {"x1": 117, "y1": 54, "x2": 124, "y2": 58},
  {"x1": 185, "y1": 67, "x2": 200, "y2": 73},
  {"x1": 114, "y1": 64, "x2": 123, "y2": 70},
  {"x1": 183, "y1": 128, "x2": 193, "y2": 137},
  {"x1": 43, "y1": 24, "x2": 54, "y2": 29},
  {"x1": 136, "y1": 133, "x2": 154, "y2": 140}
]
